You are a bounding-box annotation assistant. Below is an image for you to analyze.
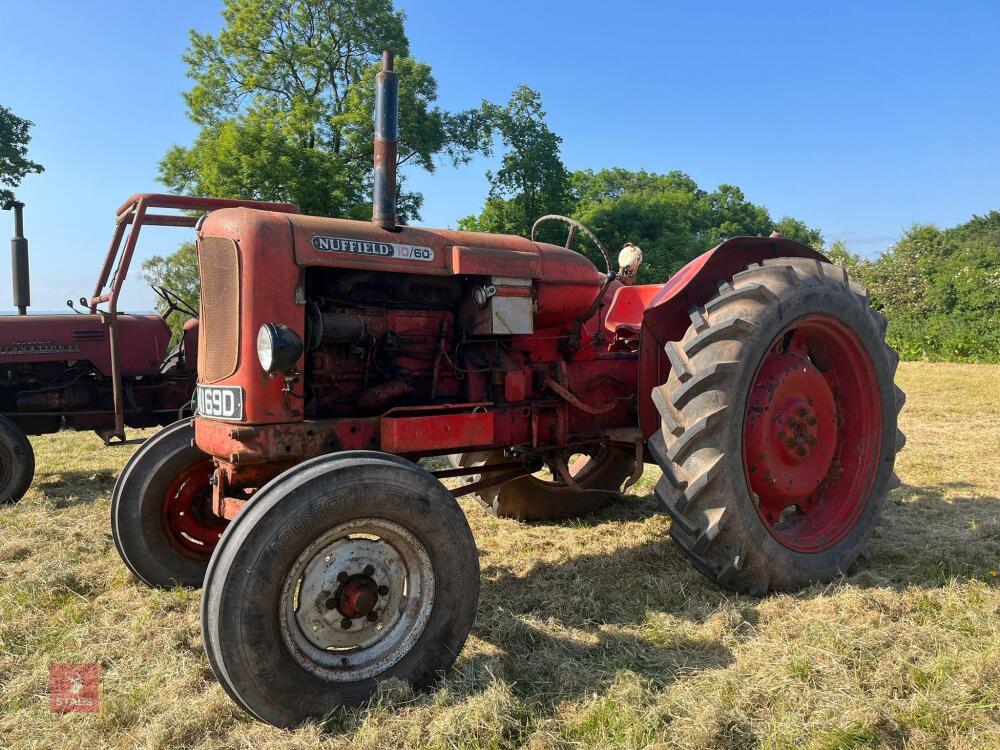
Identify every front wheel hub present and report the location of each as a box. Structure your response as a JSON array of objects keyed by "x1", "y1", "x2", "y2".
[
  {"x1": 280, "y1": 518, "x2": 434, "y2": 681},
  {"x1": 334, "y1": 575, "x2": 380, "y2": 619}
]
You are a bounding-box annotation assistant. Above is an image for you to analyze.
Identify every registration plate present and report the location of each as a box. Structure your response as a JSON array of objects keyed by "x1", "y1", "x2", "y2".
[{"x1": 196, "y1": 385, "x2": 244, "y2": 421}]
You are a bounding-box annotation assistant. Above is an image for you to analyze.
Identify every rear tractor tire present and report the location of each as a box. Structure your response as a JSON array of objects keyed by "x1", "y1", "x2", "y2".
[
  {"x1": 111, "y1": 419, "x2": 226, "y2": 588},
  {"x1": 0, "y1": 415, "x2": 34, "y2": 504},
  {"x1": 650, "y1": 258, "x2": 905, "y2": 594},
  {"x1": 450, "y1": 443, "x2": 634, "y2": 521},
  {"x1": 201, "y1": 451, "x2": 479, "y2": 728}
]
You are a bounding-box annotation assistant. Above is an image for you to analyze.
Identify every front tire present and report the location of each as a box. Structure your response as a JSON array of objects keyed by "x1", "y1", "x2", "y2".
[
  {"x1": 111, "y1": 419, "x2": 224, "y2": 588},
  {"x1": 650, "y1": 258, "x2": 905, "y2": 594},
  {"x1": 0, "y1": 415, "x2": 34, "y2": 504},
  {"x1": 201, "y1": 451, "x2": 479, "y2": 728}
]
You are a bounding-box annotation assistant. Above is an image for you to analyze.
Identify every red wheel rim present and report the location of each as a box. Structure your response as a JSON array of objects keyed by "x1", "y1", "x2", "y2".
[
  {"x1": 160, "y1": 459, "x2": 226, "y2": 560},
  {"x1": 743, "y1": 315, "x2": 882, "y2": 552}
]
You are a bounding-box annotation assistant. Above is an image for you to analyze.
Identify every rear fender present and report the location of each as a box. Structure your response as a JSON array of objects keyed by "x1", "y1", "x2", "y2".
[{"x1": 637, "y1": 236, "x2": 827, "y2": 437}]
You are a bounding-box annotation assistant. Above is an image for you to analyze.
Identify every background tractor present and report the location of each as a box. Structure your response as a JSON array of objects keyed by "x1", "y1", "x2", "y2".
[
  {"x1": 0, "y1": 194, "x2": 298, "y2": 501},
  {"x1": 112, "y1": 53, "x2": 905, "y2": 728}
]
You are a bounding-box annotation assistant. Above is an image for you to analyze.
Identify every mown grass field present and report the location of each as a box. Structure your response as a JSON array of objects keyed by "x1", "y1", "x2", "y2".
[{"x1": 1, "y1": 362, "x2": 999, "y2": 750}]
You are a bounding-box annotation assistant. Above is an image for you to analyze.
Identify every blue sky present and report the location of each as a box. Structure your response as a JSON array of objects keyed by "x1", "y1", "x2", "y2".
[{"x1": 1, "y1": 0, "x2": 998, "y2": 311}]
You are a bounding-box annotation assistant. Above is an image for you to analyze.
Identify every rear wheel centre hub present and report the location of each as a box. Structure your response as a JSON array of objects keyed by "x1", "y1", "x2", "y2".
[{"x1": 745, "y1": 353, "x2": 838, "y2": 506}]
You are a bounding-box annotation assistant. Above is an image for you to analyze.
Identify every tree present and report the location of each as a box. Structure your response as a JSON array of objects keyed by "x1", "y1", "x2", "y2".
[
  {"x1": 459, "y1": 89, "x2": 823, "y2": 280},
  {"x1": 828, "y1": 215, "x2": 1000, "y2": 362},
  {"x1": 458, "y1": 86, "x2": 571, "y2": 238},
  {"x1": 159, "y1": 0, "x2": 483, "y2": 217},
  {"x1": 0, "y1": 105, "x2": 44, "y2": 204},
  {"x1": 150, "y1": 0, "x2": 489, "y2": 319},
  {"x1": 773, "y1": 216, "x2": 823, "y2": 248},
  {"x1": 142, "y1": 242, "x2": 200, "y2": 341},
  {"x1": 567, "y1": 168, "x2": 823, "y2": 283}
]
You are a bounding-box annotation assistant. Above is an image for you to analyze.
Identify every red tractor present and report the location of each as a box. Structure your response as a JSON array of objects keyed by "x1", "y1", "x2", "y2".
[
  {"x1": 112, "y1": 53, "x2": 905, "y2": 727},
  {"x1": 0, "y1": 194, "x2": 297, "y2": 502}
]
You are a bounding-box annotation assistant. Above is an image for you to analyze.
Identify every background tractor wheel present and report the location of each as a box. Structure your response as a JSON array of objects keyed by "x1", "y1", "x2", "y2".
[
  {"x1": 450, "y1": 444, "x2": 634, "y2": 521},
  {"x1": 0, "y1": 415, "x2": 34, "y2": 504},
  {"x1": 650, "y1": 258, "x2": 905, "y2": 594},
  {"x1": 201, "y1": 451, "x2": 479, "y2": 728},
  {"x1": 111, "y1": 419, "x2": 225, "y2": 588}
]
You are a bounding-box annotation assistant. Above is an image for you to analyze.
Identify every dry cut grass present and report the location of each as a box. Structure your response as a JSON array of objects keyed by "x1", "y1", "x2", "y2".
[{"x1": 1, "y1": 362, "x2": 999, "y2": 749}]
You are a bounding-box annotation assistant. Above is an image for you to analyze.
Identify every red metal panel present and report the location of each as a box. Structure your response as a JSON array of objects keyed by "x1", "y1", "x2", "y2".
[
  {"x1": 198, "y1": 208, "x2": 304, "y2": 425},
  {"x1": 449, "y1": 245, "x2": 541, "y2": 277},
  {"x1": 604, "y1": 284, "x2": 666, "y2": 336},
  {"x1": 381, "y1": 412, "x2": 495, "y2": 454},
  {"x1": 0, "y1": 313, "x2": 170, "y2": 376},
  {"x1": 114, "y1": 193, "x2": 299, "y2": 218}
]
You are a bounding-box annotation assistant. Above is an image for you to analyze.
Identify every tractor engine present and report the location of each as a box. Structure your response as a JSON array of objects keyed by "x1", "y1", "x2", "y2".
[
  {"x1": 302, "y1": 270, "x2": 464, "y2": 417},
  {"x1": 300, "y1": 262, "x2": 619, "y2": 419}
]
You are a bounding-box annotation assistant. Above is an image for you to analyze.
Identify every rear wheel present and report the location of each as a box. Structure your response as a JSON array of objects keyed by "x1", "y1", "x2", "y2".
[
  {"x1": 201, "y1": 451, "x2": 479, "y2": 728},
  {"x1": 650, "y1": 258, "x2": 905, "y2": 594},
  {"x1": 450, "y1": 443, "x2": 634, "y2": 521},
  {"x1": 0, "y1": 415, "x2": 34, "y2": 504},
  {"x1": 111, "y1": 419, "x2": 225, "y2": 587}
]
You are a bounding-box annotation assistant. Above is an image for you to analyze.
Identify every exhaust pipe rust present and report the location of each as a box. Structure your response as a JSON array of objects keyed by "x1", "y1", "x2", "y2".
[
  {"x1": 3, "y1": 200, "x2": 29, "y2": 315},
  {"x1": 372, "y1": 51, "x2": 399, "y2": 231}
]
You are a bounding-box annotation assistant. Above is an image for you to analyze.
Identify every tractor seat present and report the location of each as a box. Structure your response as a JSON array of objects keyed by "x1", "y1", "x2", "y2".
[{"x1": 603, "y1": 284, "x2": 664, "y2": 339}]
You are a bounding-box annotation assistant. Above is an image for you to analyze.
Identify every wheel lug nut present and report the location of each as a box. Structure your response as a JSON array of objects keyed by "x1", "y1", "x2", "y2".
[
  {"x1": 366, "y1": 611, "x2": 379, "y2": 622},
  {"x1": 363, "y1": 565, "x2": 375, "y2": 576},
  {"x1": 341, "y1": 618, "x2": 352, "y2": 629},
  {"x1": 337, "y1": 571, "x2": 349, "y2": 582},
  {"x1": 378, "y1": 585, "x2": 389, "y2": 596}
]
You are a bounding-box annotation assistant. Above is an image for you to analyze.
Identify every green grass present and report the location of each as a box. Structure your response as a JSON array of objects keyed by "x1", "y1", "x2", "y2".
[{"x1": 1, "y1": 362, "x2": 999, "y2": 749}]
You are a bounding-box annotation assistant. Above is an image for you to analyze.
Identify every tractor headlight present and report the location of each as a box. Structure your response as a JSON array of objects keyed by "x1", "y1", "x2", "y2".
[{"x1": 257, "y1": 323, "x2": 303, "y2": 375}]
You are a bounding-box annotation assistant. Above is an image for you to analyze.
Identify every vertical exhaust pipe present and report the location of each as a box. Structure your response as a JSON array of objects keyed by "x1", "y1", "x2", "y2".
[
  {"x1": 2, "y1": 200, "x2": 29, "y2": 315},
  {"x1": 372, "y1": 51, "x2": 399, "y2": 231}
]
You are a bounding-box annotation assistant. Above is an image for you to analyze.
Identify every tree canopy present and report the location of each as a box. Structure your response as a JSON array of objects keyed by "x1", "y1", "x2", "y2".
[
  {"x1": 830, "y1": 213, "x2": 1000, "y2": 362},
  {"x1": 459, "y1": 89, "x2": 823, "y2": 284},
  {"x1": 0, "y1": 105, "x2": 44, "y2": 205},
  {"x1": 159, "y1": 0, "x2": 486, "y2": 219},
  {"x1": 567, "y1": 169, "x2": 822, "y2": 282},
  {"x1": 458, "y1": 86, "x2": 571, "y2": 238},
  {"x1": 143, "y1": 242, "x2": 201, "y2": 340}
]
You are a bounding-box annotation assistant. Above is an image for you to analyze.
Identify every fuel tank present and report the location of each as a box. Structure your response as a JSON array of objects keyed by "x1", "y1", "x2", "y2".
[{"x1": 0, "y1": 313, "x2": 171, "y2": 376}]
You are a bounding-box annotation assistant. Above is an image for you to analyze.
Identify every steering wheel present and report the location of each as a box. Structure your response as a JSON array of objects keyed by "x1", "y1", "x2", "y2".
[
  {"x1": 152, "y1": 285, "x2": 199, "y2": 319},
  {"x1": 530, "y1": 215, "x2": 613, "y2": 277}
]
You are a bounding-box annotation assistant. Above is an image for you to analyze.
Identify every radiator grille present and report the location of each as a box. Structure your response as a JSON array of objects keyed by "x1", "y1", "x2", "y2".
[
  {"x1": 72, "y1": 329, "x2": 105, "y2": 341},
  {"x1": 197, "y1": 237, "x2": 241, "y2": 383}
]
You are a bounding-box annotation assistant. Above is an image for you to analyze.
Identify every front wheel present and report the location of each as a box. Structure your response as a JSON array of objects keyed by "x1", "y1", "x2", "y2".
[
  {"x1": 111, "y1": 419, "x2": 225, "y2": 587},
  {"x1": 650, "y1": 258, "x2": 905, "y2": 594},
  {"x1": 201, "y1": 451, "x2": 479, "y2": 728},
  {"x1": 0, "y1": 415, "x2": 34, "y2": 504}
]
